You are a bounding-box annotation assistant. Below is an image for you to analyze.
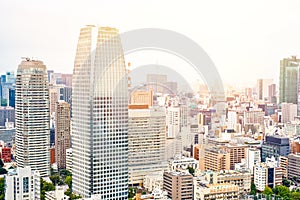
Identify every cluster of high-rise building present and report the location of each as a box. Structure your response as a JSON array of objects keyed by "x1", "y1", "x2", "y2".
[{"x1": 2, "y1": 24, "x2": 300, "y2": 200}]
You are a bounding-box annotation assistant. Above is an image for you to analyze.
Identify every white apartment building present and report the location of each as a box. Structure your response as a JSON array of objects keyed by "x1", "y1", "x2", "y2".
[
  {"x1": 5, "y1": 167, "x2": 40, "y2": 200},
  {"x1": 66, "y1": 148, "x2": 72, "y2": 173},
  {"x1": 128, "y1": 107, "x2": 167, "y2": 185},
  {"x1": 254, "y1": 157, "x2": 283, "y2": 191},
  {"x1": 169, "y1": 155, "x2": 199, "y2": 171},
  {"x1": 143, "y1": 171, "x2": 164, "y2": 192},
  {"x1": 281, "y1": 102, "x2": 297, "y2": 123},
  {"x1": 246, "y1": 148, "x2": 261, "y2": 174},
  {"x1": 15, "y1": 59, "x2": 50, "y2": 177},
  {"x1": 45, "y1": 186, "x2": 69, "y2": 200},
  {"x1": 166, "y1": 105, "x2": 187, "y2": 138}
]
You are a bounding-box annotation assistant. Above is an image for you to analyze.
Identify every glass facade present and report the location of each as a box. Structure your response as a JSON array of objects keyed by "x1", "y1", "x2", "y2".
[{"x1": 72, "y1": 26, "x2": 128, "y2": 198}]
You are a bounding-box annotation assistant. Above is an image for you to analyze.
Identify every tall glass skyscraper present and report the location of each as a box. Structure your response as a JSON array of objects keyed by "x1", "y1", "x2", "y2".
[
  {"x1": 15, "y1": 59, "x2": 50, "y2": 177},
  {"x1": 72, "y1": 25, "x2": 128, "y2": 198}
]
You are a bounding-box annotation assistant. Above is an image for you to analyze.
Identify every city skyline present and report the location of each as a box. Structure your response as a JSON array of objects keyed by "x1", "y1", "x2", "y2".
[
  {"x1": 2, "y1": 1, "x2": 300, "y2": 200},
  {"x1": 2, "y1": 0, "x2": 300, "y2": 86}
]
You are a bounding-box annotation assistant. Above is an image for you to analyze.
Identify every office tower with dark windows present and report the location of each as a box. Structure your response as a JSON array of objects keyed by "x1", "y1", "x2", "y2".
[
  {"x1": 261, "y1": 136, "x2": 290, "y2": 162},
  {"x1": 72, "y1": 25, "x2": 128, "y2": 198},
  {"x1": 15, "y1": 59, "x2": 50, "y2": 177}
]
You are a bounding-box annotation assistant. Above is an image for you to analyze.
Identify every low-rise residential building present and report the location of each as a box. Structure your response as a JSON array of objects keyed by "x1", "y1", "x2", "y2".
[
  {"x1": 254, "y1": 157, "x2": 283, "y2": 191},
  {"x1": 204, "y1": 146, "x2": 230, "y2": 172},
  {"x1": 5, "y1": 166, "x2": 40, "y2": 200},
  {"x1": 205, "y1": 170, "x2": 251, "y2": 195},
  {"x1": 194, "y1": 182, "x2": 239, "y2": 200},
  {"x1": 163, "y1": 171, "x2": 193, "y2": 199},
  {"x1": 287, "y1": 153, "x2": 300, "y2": 184},
  {"x1": 45, "y1": 186, "x2": 69, "y2": 200},
  {"x1": 279, "y1": 156, "x2": 288, "y2": 178},
  {"x1": 143, "y1": 171, "x2": 164, "y2": 192},
  {"x1": 169, "y1": 155, "x2": 198, "y2": 171},
  {"x1": 222, "y1": 144, "x2": 248, "y2": 170},
  {"x1": 1, "y1": 146, "x2": 11, "y2": 163}
]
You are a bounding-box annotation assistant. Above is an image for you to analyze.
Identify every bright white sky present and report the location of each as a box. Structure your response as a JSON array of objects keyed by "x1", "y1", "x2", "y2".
[{"x1": 1, "y1": 0, "x2": 300, "y2": 86}]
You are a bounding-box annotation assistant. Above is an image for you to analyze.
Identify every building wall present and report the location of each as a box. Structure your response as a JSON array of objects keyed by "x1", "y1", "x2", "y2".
[
  {"x1": 71, "y1": 26, "x2": 128, "y2": 198},
  {"x1": 15, "y1": 59, "x2": 50, "y2": 177},
  {"x1": 55, "y1": 101, "x2": 70, "y2": 169},
  {"x1": 5, "y1": 167, "x2": 40, "y2": 200},
  {"x1": 163, "y1": 171, "x2": 193, "y2": 199},
  {"x1": 288, "y1": 154, "x2": 300, "y2": 183},
  {"x1": 204, "y1": 147, "x2": 230, "y2": 172},
  {"x1": 130, "y1": 90, "x2": 153, "y2": 107},
  {"x1": 128, "y1": 107, "x2": 166, "y2": 185}
]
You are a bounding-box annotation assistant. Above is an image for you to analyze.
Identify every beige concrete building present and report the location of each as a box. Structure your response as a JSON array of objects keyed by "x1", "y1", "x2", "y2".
[
  {"x1": 204, "y1": 147, "x2": 230, "y2": 172},
  {"x1": 244, "y1": 110, "x2": 265, "y2": 126},
  {"x1": 130, "y1": 89, "x2": 153, "y2": 107},
  {"x1": 49, "y1": 87, "x2": 59, "y2": 116},
  {"x1": 279, "y1": 156, "x2": 288, "y2": 178},
  {"x1": 288, "y1": 154, "x2": 300, "y2": 184},
  {"x1": 222, "y1": 144, "x2": 248, "y2": 170},
  {"x1": 163, "y1": 171, "x2": 193, "y2": 200},
  {"x1": 55, "y1": 101, "x2": 71, "y2": 169},
  {"x1": 205, "y1": 170, "x2": 251, "y2": 195},
  {"x1": 194, "y1": 182, "x2": 239, "y2": 200}
]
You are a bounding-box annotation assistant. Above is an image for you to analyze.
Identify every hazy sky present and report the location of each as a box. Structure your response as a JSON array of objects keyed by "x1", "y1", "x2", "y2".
[{"x1": 1, "y1": 0, "x2": 300, "y2": 86}]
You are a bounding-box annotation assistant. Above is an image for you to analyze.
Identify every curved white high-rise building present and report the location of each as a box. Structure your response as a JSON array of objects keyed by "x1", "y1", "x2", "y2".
[
  {"x1": 15, "y1": 59, "x2": 50, "y2": 177},
  {"x1": 72, "y1": 25, "x2": 128, "y2": 198}
]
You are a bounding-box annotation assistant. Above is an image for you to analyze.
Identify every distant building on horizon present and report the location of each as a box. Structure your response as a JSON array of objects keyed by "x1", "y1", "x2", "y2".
[
  {"x1": 130, "y1": 89, "x2": 153, "y2": 107},
  {"x1": 279, "y1": 56, "x2": 300, "y2": 115},
  {"x1": 257, "y1": 79, "x2": 273, "y2": 101},
  {"x1": 147, "y1": 74, "x2": 167, "y2": 93}
]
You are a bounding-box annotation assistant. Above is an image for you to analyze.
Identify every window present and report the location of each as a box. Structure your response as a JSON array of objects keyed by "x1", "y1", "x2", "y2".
[{"x1": 23, "y1": 177, "x2": 29, "y2": 193}]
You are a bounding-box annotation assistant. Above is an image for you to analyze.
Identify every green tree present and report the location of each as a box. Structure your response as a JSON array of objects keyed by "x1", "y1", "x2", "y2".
[
  {"x1": 264, "y1": 186, "x2": 273, "y2": 196},
  {"x1": 0, "y1": 178, "x2": 5, "y2": 200},
  {"x1": 128, "y1": 188, "x2": 135, "y2": 198},
  {"x1": 283, "y1": 179, "x2": 291, "y2": 187},
  {"x1": 187, "y1": 166, "x2": 195, "y2": 176},
  {"x1": 293, "y1": 176, "x2": 298, "y2": 183},
  {"x1": 250, "y1": 182, "x2": 257, "y2": 195},
  {"x1": 40, "y1": 178, "x2": 55, "y2": 200},
  {"x1": 50, "y1": 174, "x2": 61, "y2": 185},
  {"x1": 291, "y1": 191, "x2": 300, "y2": 200},
  {"x1": 273, "y1": 185, "x2": 290, "y2": 199},
  {"x1": 59, "y1": 169, "x2": 72, "y2": 179},
  {"x1": 65, "y1": 176, "x2": 72, "y2": 190},
  {"x1": 64, "y1": 189, "x2": 81, "y2": 200}
]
